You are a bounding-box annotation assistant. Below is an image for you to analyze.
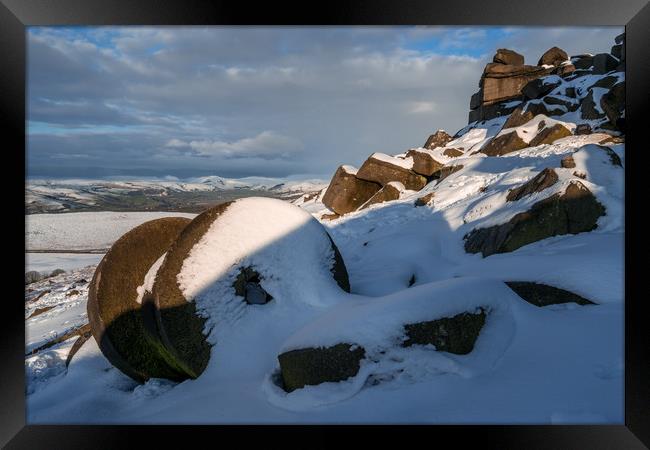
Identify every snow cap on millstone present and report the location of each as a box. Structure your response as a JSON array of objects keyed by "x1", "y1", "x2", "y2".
[
  {"x1": 87, "y1": 217, "x2": 192, "y2": 382},
  {"x1": 274, "y1": 277, "x2": 513, "y2": 393},
  {"x1": 147, "y1": 197, "x2": 351, "y2": 380},
  {"x1": 405, "y1": 149, "x2": 445, "y2": 177},
  {"x1": 356, "y1": 153, "x2": 427, "y2": 191},
  {"x1": 322, "y1": 165, "x2": 381, "y2": 215},
  {"x1": 359, "y1": 181, "x2": 404, "y2": 210},
  {"x1": 538, "y1": 47, "x2": 569, "y2": 67},
  {"x1": 423, "y1": 130, "x2": 453, "y2": 150}
]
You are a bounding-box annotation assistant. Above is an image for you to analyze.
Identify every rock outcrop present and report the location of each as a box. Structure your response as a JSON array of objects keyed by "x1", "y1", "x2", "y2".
[
  {"x1": 528, "y1": 123, "x2": 572, "y2": 147},
  {"x1": 322, "y1": 165, "x2": 382, "y2": 215},
  {"x1": 359, "y1": 182, "x2": 403, "y2": 210},
  {"x1": 356, "y1": 153, "x2": 427, "y2": 191},
  {"x1": 405, "y1": 149, "x2": 445, "y2": 177},
  {"x1": 480, "y1": 131, "x2": 528, "y2": 156},
  {"x1": 423, "y1": 130, "x2": 453, "y2": 149},
  {"x1": 538, "y1": 47, "x2": 569, "y2": 67},
  {"x1": 464, "y1": 181, "x2": 606, "y2": 257},
  {"x1": 506, "y1": 168, "x2": 559, "y2": 202}
]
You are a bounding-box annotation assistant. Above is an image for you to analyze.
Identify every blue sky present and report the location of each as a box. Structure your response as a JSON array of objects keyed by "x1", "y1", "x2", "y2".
[{"x1": 27, "y1": 26, "x2": 622, "y2": 179}]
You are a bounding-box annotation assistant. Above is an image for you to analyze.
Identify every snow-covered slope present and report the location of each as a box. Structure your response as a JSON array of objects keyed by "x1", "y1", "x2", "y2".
[{"x1": 24, "y1": 48, "x2": 624, "y2": 425}]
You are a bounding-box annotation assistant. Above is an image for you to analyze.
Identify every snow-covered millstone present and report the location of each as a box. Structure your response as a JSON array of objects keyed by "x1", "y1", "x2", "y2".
[
  {"x1": 145, "y1": 197, "x2": 351, "y2": 380},
  {"x1": 87, "y1": 217, "x2": 192, "y2": 382},
  {"x1": 267, "y1": 278, "x2": 516, "y2": 407}
]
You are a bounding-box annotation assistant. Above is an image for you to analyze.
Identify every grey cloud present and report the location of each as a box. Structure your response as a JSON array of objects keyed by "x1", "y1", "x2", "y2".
[{"x1": 27, "y1": 26, "x2": 622, "y2": 179}]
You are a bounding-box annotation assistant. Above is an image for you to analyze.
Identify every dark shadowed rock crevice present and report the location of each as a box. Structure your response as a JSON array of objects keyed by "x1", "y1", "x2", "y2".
[{"x1": 505, "y1": 281, "x2": 595, "y2": 307}]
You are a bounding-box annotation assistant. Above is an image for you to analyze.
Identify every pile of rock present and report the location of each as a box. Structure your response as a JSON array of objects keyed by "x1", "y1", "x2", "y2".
[
  {"x1": 321, "y1": 130, "x2": 466, "y2": 216},
  {"x1": 468, "y1": 36, "x2": 625, "y2": 125}
]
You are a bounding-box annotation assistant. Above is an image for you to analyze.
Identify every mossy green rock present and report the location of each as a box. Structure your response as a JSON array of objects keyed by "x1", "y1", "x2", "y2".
[
  {"x1": 505, "y1": 281, "x2": 595, "y2": 306},
  {"x1": 87, "y1": 217, "x2": 191, "y2": 382},
  {"x1": 278, "y1": 343, "x2": 366, "y2": 392},
  {"x1": 403, "y1": 309, "x2": 487, "y2": 354},
  {"x1": 465, "y1": 181, "x2": 606, "y2": 257}
]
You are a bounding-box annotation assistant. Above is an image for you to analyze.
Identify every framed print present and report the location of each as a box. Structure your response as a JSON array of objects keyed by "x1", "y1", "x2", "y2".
[{"x1": 3, "y1": 0, "x2": 649, "y2": 447}]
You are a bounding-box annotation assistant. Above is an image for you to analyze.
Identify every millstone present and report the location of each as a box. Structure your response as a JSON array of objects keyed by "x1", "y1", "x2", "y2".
[
  {"x1": 87, "y1": 217, "x2": 191, "y2": 382},
  {"x1": 402, "y1": 309, "x2": 487, "y2": 354},
  {"x1": 505, "y1": 281, "x2": 595, "y2": 306},
  {"x1": 147, "y1": 199, "x2": 352, "y2": 381},
  {"x1": 278, "y1": 343, "x2": 366, "y2": 392}
]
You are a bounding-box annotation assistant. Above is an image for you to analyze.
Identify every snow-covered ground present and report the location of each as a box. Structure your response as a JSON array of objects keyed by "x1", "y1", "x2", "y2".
[
  {"x1": 25, "y1": 126, "x2": 624, "y2": 424},
  {"x1": 26, "y1": 211, "x2": 197, "y2": 251}
]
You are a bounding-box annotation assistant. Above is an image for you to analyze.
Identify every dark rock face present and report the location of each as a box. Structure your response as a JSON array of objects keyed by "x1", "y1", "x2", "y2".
[
  {"x1": 493, "y1": 48, "x2": 524, "y2": 66},
  {"x1": 525, "y1": 101, "x2": 565, "y2": 118},
  {"x1": 543, "y1": 96, "x2": 578, "y2": 112},
  {"x1": 506, "y1": 168, "x2": 559, "y2": 202},
  {"x1": 87, "y1": 217, "x2": 192, "y2": 383},
  {"x1": 538, "y1": 47, "x2": 569, "y2": 67},
  {"x1": 529, "y1": 123, "x2": 572, "y2": 147},
  {"x1": 464, "y1": 181, "x2": 606, "y2": 257},
  {"x1": 556, "y1": 63, "x2": 576, "y2": 77},
  {"x1": 592, "y1": 53, "x2": 619, "y2": 74},
  {"x1": 481, "y1": 63, "x2": 553, "y2": 105},
  {"x1": 600, "y1": 82, "x2": 625, "y2": 127},
  {"x1": 443, "y1": 148, "x2": 464, "y2": 158},
  {"x1": 521, "y1": 77, "x2": 562, "y2": 100},
  {"x1": 580, "y1": 91, "x2": 606, "y2": 120},
  {"x1": 320, "y1": 212, "x2": 341, "y2": 221},
  {"x1": 357, "y1": 155, "x2": 428, "y2": 191},
  {"x1": 502, "y1": 106, "x2": 535, "y2": 128},
  {"x1": 505, "y1": 282, "x2": 595, "y2": 306},
  {"x1": 560, "y1": 155, "x2": 576, "y2": 168},
  {"x1": 575, "y1": 124, "x2": 593, "y2": 135},
  {"x1": 403, "y1": 309, "x2": 487, "y2": 355},
  {"x1": 406, "y1": 149, "x2": 445, "y2": 177},
  {"x1": 437, "y1": 165, "x2": 464, "y2": 181},
  {"x1": 591, "y1": 75, "x2": 619, "y2": 90},
  {"x1": 360, "y1": 183, "x2": 402, "y2": 210},
  {"x1": 572, "y1": 55, "x2": 594, "y2": 70},
  {"x1": 469, "y1": 100, "x2": 522, "y2": 123},
  {"x1": 480, "y1": 131, "x2": 528, "y2": 156},
  {"x1": 423, "y1": 130, "x2": 453, "y2": 149},
  {"x1": 278, "y1": 343, "x2": 366, "y2": 392},
  {"x1": 414, "y1": 192, "x2": 435, "y2": 207},
  {"x1": 611, "y1": 44, "x2": 622, "y2": 60},
  {"x1": 322, "y1": 166, "x2": 382, "y2": 215}
]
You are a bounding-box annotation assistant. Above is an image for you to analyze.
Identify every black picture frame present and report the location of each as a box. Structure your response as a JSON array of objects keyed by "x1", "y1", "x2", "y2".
[{"x1": 4, "y1": 0, "x2": 649, "y2": 448}]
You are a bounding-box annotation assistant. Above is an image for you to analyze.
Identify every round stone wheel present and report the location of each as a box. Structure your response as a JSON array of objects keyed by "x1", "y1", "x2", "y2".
[
  {"x1": 87, "y1": 217, "x2": 191, "y2": 382},
  {"x1": 146, "y1": 198, "x2": 351, "y2": 380}
]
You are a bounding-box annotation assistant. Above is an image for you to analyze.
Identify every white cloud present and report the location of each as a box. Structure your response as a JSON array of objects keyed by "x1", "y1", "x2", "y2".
[{"x1": 165, "y1": 131, "x2": 304, "y2": 159}]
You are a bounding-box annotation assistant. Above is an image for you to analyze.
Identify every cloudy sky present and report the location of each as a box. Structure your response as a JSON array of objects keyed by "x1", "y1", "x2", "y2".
[{"x1": 27, "y1": 26, "x2": 622, "y2": 180}]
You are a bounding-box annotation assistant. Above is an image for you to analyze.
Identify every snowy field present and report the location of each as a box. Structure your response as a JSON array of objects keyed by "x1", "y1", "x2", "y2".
[
  {"x1": 26, "y1": 211, "x2": 197, "y2": 251},
  {"x1": 26, "y1": 253, "x2": 104, "y2": 274}
]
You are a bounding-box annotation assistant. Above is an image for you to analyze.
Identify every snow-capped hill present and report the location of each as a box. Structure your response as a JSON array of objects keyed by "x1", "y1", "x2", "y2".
[{"x1": 26, "y1": 176, "x2": 327, "y2": 214}]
